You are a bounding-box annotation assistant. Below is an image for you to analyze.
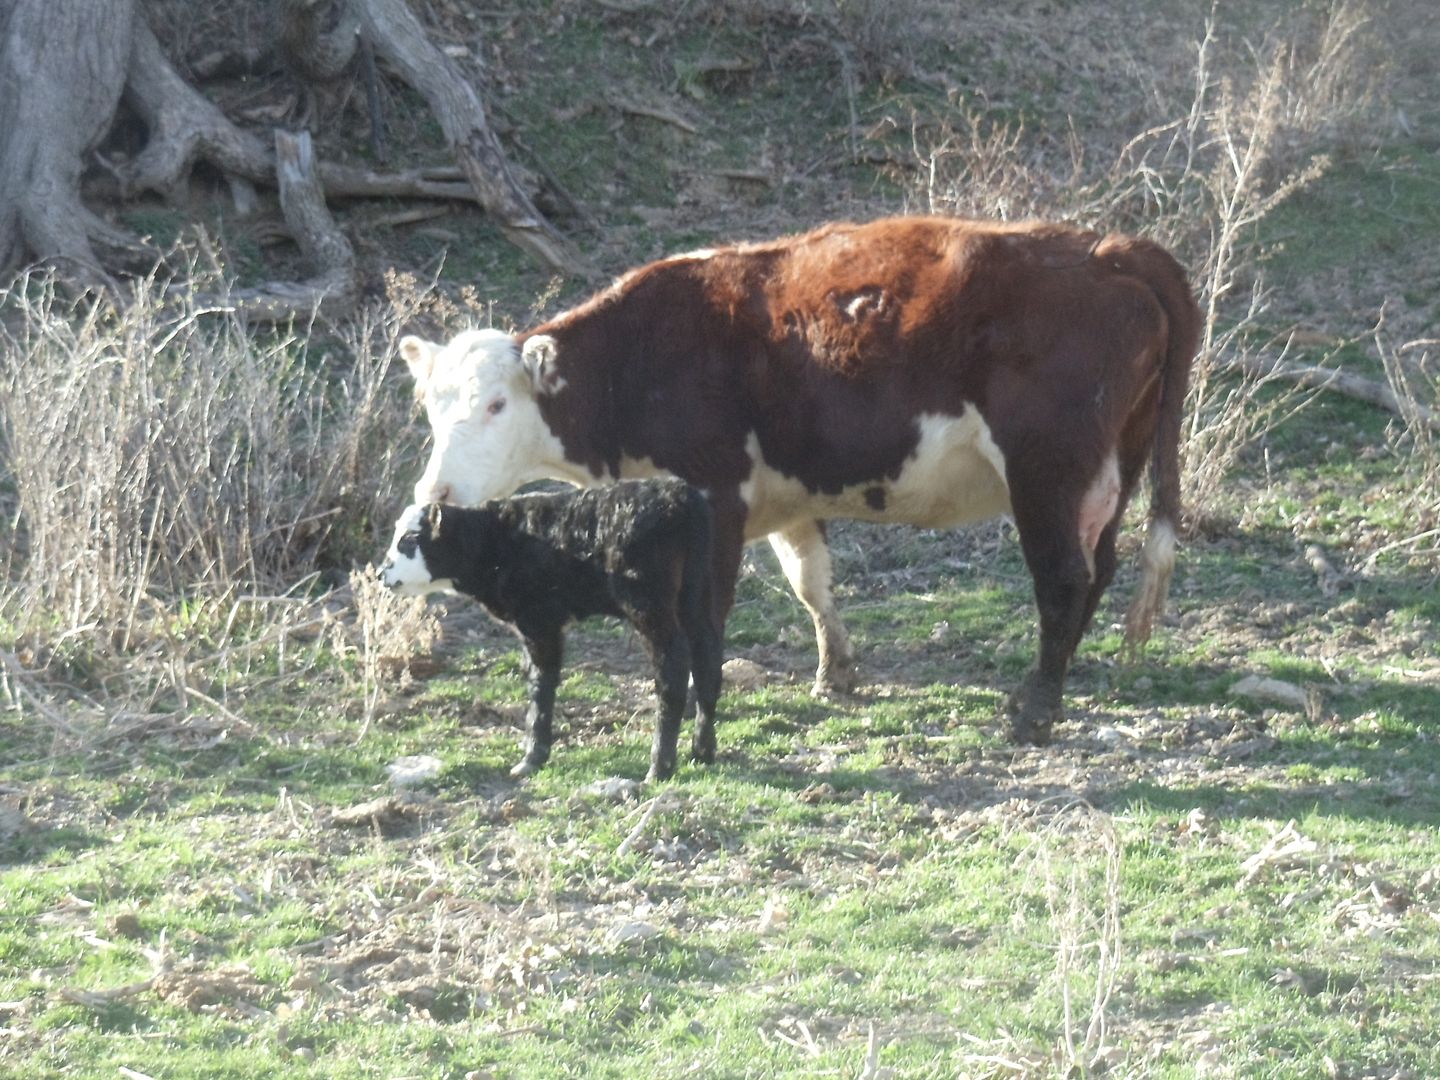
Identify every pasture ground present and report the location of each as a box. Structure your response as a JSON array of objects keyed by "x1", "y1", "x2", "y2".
[{"x1": 3, "y1": 0, "x2": 1440, "y2": 1077}]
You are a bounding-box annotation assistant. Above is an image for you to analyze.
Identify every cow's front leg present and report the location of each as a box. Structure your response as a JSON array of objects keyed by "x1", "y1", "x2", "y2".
[
  {"x1": 511, "y1": 626, "x2": 563, "y2": 777},
  {"x1": 769, "y1": 520, "x2": 857, "y2": 696}
]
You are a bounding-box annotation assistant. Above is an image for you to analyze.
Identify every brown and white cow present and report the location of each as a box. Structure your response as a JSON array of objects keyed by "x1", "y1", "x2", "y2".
[{"x1": 399, "y1": 215, "x2": 1200, "y2": 745}]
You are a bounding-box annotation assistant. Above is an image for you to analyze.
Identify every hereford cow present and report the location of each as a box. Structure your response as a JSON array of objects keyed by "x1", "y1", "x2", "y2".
[
  {"x1": 400, "y1": 215, "x2": 1200, "y2": 746},
  {"x1": 380, "y1": 479, "x2": 722, "y2": 781}
]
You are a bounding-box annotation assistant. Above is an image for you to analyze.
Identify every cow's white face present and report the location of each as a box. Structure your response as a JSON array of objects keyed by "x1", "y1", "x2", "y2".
[
  {"x1": 380, "y1": 504, "x2": 452, "y2": 595},
  {"x1": 403, "y1": 329, "x2": 568, "y2": 507}
]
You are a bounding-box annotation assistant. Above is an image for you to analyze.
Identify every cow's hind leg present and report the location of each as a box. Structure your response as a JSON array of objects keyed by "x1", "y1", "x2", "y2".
[
  {"x1": 769, "y1": 520, "x2": 857, "y2": 695},
  {"x1": 1006, "y1": 537, "x2": 1092, "y2": 745},
  {"x1": 512, "y1": 625, "x2": 563, "y2": 777},
  {"x1": 1006, "y1": 456, "x2": 1121, "y2": 745}
]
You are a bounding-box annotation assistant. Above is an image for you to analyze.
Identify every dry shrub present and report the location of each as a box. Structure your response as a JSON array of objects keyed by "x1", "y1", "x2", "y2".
[
  {"x1": 1372, "y1": 333, "x2": 1440, "y2": 564},
  {"x1": 0, "y1": 254, "x2": 427, "y2": 743},
  {"x1": 345, "y1": 567, "x2": 443, "y2": 735},
  {"x1": 902, "y1": 2, "x2": 1387, "y2": 522}
]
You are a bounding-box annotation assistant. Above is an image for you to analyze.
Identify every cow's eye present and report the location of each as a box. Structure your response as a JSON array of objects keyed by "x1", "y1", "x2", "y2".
[{"x1": 487, "y1": 397, "x2": 506, "y2": 416}]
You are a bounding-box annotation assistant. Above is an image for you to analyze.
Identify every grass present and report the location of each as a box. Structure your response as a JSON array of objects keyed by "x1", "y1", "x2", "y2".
[{"x1": 6, "y1": 503, "x2": 1440, "y2": 1078}]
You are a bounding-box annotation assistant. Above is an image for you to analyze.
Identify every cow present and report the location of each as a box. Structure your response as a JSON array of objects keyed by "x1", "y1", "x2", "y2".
[
  {"x1": 398, "y1": 215, "x2": 1200, "y2": 746},
  {"x1": 379, "y1": 479, "x2": 723, "y2": 781}
]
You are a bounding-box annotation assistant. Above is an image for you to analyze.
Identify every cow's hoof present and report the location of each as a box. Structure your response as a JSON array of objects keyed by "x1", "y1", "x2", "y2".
[
  {"x1": 510, "y1": 755, "x2": 546, "y2": 778},
  {"x1": 813, "y1": 663, "x2": 858, "y2": 697},
  {"x1": 690, "y1": 732, "x2": 716, "y2": 765},
  {"x1": 1008, "y1": 712, "x2": 1055, "y2": 746},
  {"x1": 1005, "y1": 683, "x2": 1061, "y2": 746},
  {"x1": 646, "y1": 760, "x2": 677, "y2": 783}
]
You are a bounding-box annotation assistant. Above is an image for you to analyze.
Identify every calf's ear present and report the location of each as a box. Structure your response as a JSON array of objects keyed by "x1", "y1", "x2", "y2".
[{"x1": 399, "y1": 336, "x2": 436, "y2": 401}]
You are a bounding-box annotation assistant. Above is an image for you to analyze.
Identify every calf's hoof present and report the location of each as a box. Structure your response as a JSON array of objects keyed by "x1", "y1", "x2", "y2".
[{"x1": 645, "y1": 758, "x2": 677, "y2": 783}]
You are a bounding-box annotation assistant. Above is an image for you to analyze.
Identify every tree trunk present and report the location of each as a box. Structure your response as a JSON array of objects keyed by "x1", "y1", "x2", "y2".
[
  {"x1": 1, "y1": 0, "x2": 585, "y2": 291},
  {"x1": 0, "y1": 0, "x2": 136, "y2": 283}
]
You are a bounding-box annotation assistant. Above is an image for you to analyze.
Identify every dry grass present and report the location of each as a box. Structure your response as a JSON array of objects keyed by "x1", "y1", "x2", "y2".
[
  {"x1": 346, "y1": 567, "x2": 443, "y2": 736},
  {"x1": 1372, "y1": 331, "x2": 1440, "y2": 564},
  {"x1": 0, "y1": 257, "x2": 424, "y2": 744},
  {"x1": 956, "y1": 800, "x2": 1125, "y2": 1078}
]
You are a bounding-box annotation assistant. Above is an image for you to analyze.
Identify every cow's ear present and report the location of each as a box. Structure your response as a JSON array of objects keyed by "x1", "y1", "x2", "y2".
[
  {"x1": 520, "y1": 334, "x2": 565, "y2": 395},
  {"x1": 399, "y1": 336, "x2": 436, "y2": 400}
]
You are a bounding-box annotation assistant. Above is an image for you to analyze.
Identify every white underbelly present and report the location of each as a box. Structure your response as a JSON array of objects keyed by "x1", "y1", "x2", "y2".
[{"x1": 740, "y1": 411, "x2": 1012, "y2": 539}]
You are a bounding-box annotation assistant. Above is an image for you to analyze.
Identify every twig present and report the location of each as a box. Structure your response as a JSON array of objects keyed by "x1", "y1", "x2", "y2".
[
  {"x1": 57, "y1": 979, "x2": 156, "y2": 1008},
  {"x1": 1362, "y1": 526, "x2": 1440, "y2": 571},
  {"x1": 615, "y1": 792, "x2": 678, "y2": 857},
  {"x1": 610, "y1": 97, "x2": 699, "y2": 135},
  {"x1": 0, "y1": 651, "x2": 79, "y2": 735}
]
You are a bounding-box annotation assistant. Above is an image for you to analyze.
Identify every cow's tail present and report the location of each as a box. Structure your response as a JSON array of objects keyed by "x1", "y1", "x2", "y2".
[{"x1": 1122, "y1": 241, "x2": 1201, "y2": 651}]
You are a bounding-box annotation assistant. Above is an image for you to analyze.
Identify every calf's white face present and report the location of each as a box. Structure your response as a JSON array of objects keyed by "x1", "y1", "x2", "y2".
[
  {"x1": 403, "y1": 329, "x2": 578, "y2": 508},
  {"x1": 380, "y1": 504, "x2": 452, "y2": 595}
]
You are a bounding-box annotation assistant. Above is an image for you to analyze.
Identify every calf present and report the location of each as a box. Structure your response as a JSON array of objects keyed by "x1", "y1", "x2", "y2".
[{"x1": 380, "y1": 478, "x2": 722, "y2": 781}]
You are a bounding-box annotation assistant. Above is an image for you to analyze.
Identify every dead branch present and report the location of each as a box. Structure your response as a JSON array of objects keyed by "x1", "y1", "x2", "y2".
[
  {"x1": 610, "y1": 96, "x2": 700, "y2": 135},
  {"x1": 1223, "y1": 351, "x2": 1438, "y2": 430},
  {"x1": 352, "y1": 0, "x2": 590, "y2": 277},
  {"x1": 219, "y1": 130, "x2": 356, "y2": 320}
]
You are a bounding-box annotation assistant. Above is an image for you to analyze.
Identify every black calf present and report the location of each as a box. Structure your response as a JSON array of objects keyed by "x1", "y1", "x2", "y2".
[{"x1": 381, "y1": 479, "x2": 722, "y2": 781}]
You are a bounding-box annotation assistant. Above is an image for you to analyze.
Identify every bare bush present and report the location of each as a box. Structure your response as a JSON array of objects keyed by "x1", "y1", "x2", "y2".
[
  {"x1": 0, "y1": 255, "x2": 421, "y2": 703},
  {"x1": 1370, "y1": 333, "x2": 1440, "y2": 566},
  {"x1": 346, "y1": 567, "x2": 443, "y2": 736}
]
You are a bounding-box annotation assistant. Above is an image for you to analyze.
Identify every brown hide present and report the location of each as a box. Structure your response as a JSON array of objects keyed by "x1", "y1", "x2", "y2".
[{"x1": 518, "y1": 215, "x2": 1200, "y2": 743}]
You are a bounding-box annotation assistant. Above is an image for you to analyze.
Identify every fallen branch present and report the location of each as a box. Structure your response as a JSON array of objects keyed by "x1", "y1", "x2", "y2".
[
  {"x1": 1224, "y1": 351, "x2": 1438, "y2": 430},
  {"x1": 354, "y1": 0, "x2": 590, "y2": 276},
  {"x1": 610, "y1": 96, "x2": 700, "y2": 135}
]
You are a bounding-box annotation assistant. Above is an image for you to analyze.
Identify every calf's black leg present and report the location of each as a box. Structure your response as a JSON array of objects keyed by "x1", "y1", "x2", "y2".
[
  {"x1": 512, "y1": 626, "x2": 563, "y2": 777},
  {"x1": 637, "y1": 616, "x2": 692, "y2": 782}
]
